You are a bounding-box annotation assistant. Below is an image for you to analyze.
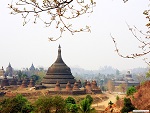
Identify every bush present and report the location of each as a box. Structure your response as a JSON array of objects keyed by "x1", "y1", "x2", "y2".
[
  {"x1": 65, "y1": 96, "x2": 76, "y2": 104},
  {"x1": 34, "y1": 96, "x2": 53, "y2": 113},
  {"x1": 116, "y1": 95, "x2": 119, "y2": 100},
  {"x1": 121, "y1": 98, "x2": 136, "y2": 113},
  {"x1": 34, "y1": 95, "x2": 66, "y2": 113},
  {"x1": 85, "y1": 95, "x2": 93, "y2": 105},
  {"x1": 65, "y1": 96, "x2": 78, "y2": 113},
  {"x1": 126, "y1": 86, "x2": 136, "y2": 96},
  {"x1": 0, "y1": 94, "x2": 34, "y2": 113},
  {"x1": 52, "y1": 96, "x2": 66, "y2": 113}
]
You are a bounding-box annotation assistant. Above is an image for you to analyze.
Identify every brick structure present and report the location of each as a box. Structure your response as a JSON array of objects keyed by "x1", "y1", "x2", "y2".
[
  {"x1": 66, "y1": 81, "x2": 72, "y2": 91},
  {"x1": 28, "y1": 78, "x2": 35, "y2": 87},
  {"x1": 42, "y1": 45, "x2": 76, "y2": 88},
  {"x1": 55, "y1": 81, "x2": 61, "y2": 91},
  {"x1": 73, "y1": 82, "x2": 80, "y2": 90},
  {"x1": 20, "y1": 79, "x2": 28, "y2": 88}
]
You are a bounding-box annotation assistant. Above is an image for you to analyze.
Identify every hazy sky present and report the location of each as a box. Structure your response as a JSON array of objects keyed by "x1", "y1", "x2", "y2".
[{"x1": 0, "y1": 0, "x2": 149, "y2": 70}]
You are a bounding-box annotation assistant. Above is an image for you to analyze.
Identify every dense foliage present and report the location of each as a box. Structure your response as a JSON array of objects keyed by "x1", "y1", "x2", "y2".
[
  {"x1": 0, "y1": 94, "x2": 95, "y2": 113},
  {"x1": 126, "y1": 86, "x2": 137, "y2": 96},
  {"x1": 85, "y1": 95, "x2": 93, "y2": 105},
  {"x1": 0, "y1": 94, "x2": 34, "y2": 113},
  {"x1": 79, "y1": 98, "x2": 95, "y2": 113}
]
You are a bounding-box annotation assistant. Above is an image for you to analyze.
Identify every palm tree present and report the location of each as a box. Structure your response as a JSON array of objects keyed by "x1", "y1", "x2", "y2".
[{"x1": 79, "y1": 98, "x2": 95, "y2": 113}]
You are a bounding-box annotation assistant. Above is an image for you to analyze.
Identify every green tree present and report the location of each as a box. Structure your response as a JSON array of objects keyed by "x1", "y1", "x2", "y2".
[
  {"x1": 116, "y1": 69, "x2": 120, "y2": 76},
  {"x1": 85, "y1": 95, "x2": 93, "y2": 105},
  {"x1": 146, "y1": 70, "x2": 150, "y2": 78},
  {"x1": 34, "y1": 95, "x2": 66, "y2": 113},
  {"x1": 31, "y1": 74, "x2": 40, "y2": 84},
  {"x1": 66, "y1": 103, "x2": 79, "y2": 113},
  {"x1": 65, "y1": 96, "x2": 76, "y2": 104},
  {"x1": 69, "y1": 104, "x2": 79, "y2": 113},
  {"x1": 34, "y1": 96, "x2": 53, "y2": 113},
  {"x1": 65, "y1": 96, "x2": 78, "y2": 113},
  {"x1": 22, "y1": 74, "x2": 28, "y2": 79},
  {"x1": 79, "y1": 98, "x2": 95, "y2": 113},
  {"x1": 0, "y1": 94, "x2": 34, "y2": 113},
  {"x1": 121, "y1": 98, "x2": 136, "y2": 113},
  {"x1": 116, "y1": 95, "x2": 119, "y2": 100},
  {"x1": 52, "y1": 96, "x2": 66, "y2": 113},
  {"x1": 17, "y1": 70, "x2": 22, "y2": 80},
  {"x1": 126, "y1": 86, "x2": 137, "y2": 96},
  {"x1": 36, "y1": 71, "x2": 46, "y2": 84}
]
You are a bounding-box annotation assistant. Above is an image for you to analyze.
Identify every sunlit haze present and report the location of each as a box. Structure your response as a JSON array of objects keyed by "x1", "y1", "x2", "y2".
[{"x1": 0, "y1": 0, "x2": 149, "y2": 71}]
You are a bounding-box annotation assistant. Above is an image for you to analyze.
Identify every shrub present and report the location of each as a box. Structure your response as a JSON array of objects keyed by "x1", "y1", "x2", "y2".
[
  {"x1": 34, "y1": 96, "x2": 53, "y2": 113},
  {"x1": 121, "y1": 98, "x2": 136, "y2": 113},
  {"x1": 0, "y1": 94, "x2": 34, "y2": 113},
  {"x1": 116, "y1": 95, "x2": 119, "y2": 100},
  {"x1": 126, "y1": 86, "x2": 137, "y2": 96},
  {"x1": 65, "y1": 96, "x2": 76, "y2": 104},
  {"x1": 85, "y1": 95, "x2": 93, "y2": 105}
]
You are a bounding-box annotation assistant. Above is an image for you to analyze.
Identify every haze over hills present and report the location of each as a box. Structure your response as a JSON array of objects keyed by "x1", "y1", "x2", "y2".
[
  {"x1": 70, "y1": 66, "x2": 149, "y2": 75},
  {"x1": 12, "y1": 65, "x2": 149, "y2": 76}
]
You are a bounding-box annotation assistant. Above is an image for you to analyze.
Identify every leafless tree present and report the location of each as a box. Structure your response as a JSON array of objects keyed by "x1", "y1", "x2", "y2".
[
  {"x1": 111, "y1": 1, "x2": 150, "y2": 66},
  {"x1": 8, "y1": 0, "x2": 96, "y2": 41},
  {"x1": 107, "y1": 79, "x2": 115, "y2": 93}
]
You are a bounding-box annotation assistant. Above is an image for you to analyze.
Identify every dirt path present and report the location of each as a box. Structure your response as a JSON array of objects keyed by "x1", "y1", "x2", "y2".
[{"x1": 92, "y1": 92, "x2": 125, "y2": 110}]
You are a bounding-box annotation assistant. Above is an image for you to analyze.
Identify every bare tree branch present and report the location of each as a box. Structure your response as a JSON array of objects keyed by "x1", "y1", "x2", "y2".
[{"x1": 8, "y1": 0, "x2": 96, "y2": 40}]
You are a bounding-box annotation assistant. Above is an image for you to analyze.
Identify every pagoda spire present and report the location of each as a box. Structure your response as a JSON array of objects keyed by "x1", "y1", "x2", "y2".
[
  {"x1": 58, "y1": 44, "x2": 61, "y2": 57},
  {"x1": 55, "y1": 45, "x2": 64, "y2": 63},
  {"x1": 9, "y1": 62, "x2": 11, "y2": 67}
]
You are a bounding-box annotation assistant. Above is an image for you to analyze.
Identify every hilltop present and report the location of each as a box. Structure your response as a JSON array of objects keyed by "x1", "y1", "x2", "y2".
[{"x1": 132, "y1": 80, "x2": 150, "y2": 110}]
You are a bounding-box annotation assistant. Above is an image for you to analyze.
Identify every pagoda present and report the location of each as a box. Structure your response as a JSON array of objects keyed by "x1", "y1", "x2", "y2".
[
  {"x1": 20, "y1": 79, "x2": 28, "y2": 88},
  {"x1": 5, "y1": 63, "x2": 13, "y2": 77},
  {"x1": 66, "y1": 81, "x2": 72, "y2": 91},
  {"x1": 42, "y1": 45, "x2": 76, "y2": 88},
  {"x1": 28, "y1": 78, "x2": 35, "y2": 87},
  {"x1": 1, "y1": 77, "x2": 10, "y2": 87}
]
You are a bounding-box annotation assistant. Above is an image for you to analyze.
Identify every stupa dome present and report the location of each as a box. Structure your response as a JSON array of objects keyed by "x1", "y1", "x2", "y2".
[{"x1": 42, "y1": 45, "x2": 76, "y2": 88}]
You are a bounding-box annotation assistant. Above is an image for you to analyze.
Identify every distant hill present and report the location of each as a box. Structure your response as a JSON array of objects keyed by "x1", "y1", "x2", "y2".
[{"x1": 71, "y1": 66, "x2": 149, "y2": 75}]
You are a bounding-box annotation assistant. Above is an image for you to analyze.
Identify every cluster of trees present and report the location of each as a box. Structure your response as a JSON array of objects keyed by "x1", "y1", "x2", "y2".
[
  {"x1": 16, "y1": 70, "x2": 46, "y2": 84},
  {"x1": 0, "y1": 94, "x2": 95, "y2": 113}
]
